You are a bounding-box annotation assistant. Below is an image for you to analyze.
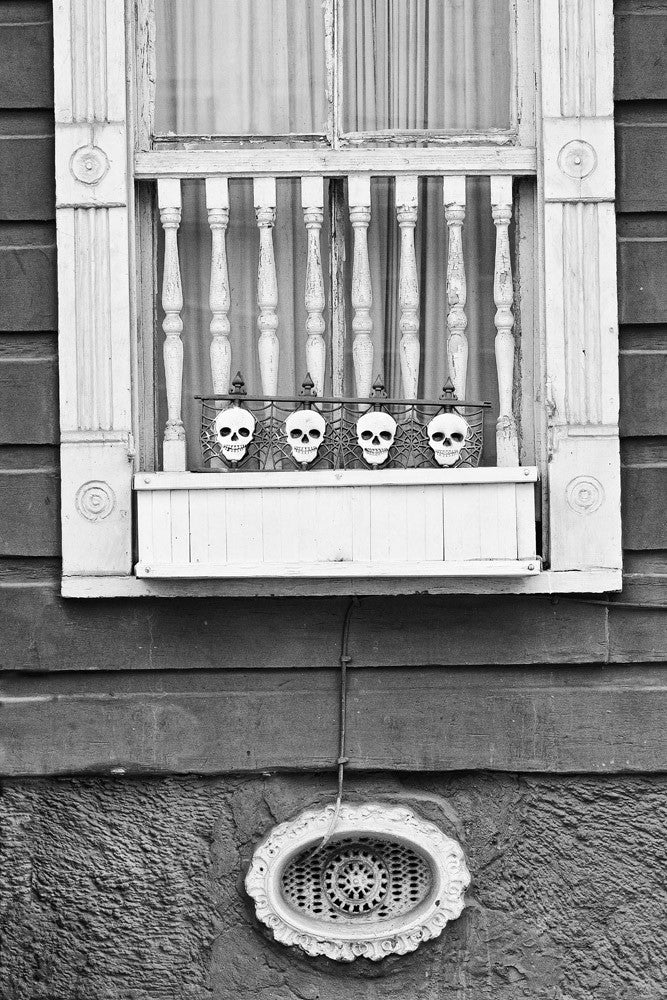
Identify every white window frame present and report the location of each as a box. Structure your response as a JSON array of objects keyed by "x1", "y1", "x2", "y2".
[{"x1": 53, "y1": 0, "x2": 622, "y2": 597}]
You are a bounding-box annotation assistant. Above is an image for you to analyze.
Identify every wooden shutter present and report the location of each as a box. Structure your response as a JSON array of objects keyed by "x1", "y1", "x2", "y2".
[
  {"x1": 54, "y1": 0, "x2": 134, "y2": 579},
  {"x1": 540, "y1": 0, "x2": 622, "y2": 577}
]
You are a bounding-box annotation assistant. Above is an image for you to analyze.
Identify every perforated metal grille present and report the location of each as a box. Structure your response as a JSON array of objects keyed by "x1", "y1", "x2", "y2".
[{"x1": 281, "y1": 837, "x2": 433, "y2": 921}]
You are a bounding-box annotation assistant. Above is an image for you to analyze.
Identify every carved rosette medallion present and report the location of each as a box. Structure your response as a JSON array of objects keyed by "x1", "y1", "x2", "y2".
[
  {"x1": 557, "y1": 139, "x2": 597, "y2": 180},
  {"x1": 566, "y1": 476, "x2": 604, "y2": 515},
  {"x1": 70, "y1": 144, "x2": 110, "y2": 185},
  {"x1": 245, "y1": 802, "x2": 470, "y2": 961},
  {"x1": 75, "y1": 481, "x2": 116, "y2": 521}
]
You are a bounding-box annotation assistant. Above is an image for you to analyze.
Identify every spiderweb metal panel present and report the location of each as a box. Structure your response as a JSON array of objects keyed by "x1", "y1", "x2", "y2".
[{"x1": 198, "y1": 374, "x2": 490, "y2": 472}]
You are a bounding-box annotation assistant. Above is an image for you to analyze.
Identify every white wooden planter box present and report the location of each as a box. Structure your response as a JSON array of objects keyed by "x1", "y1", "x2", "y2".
[{"x1": 134, "y1": 468, "x2": 539, "y2": 578}]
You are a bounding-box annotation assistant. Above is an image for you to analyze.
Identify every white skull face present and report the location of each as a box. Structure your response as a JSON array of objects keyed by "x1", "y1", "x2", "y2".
[
  {"x1": 213, "y1": 405, "x2": 256, "y2": 463},
  {"x1": 427, "y1": 412, "x2": 469, "y2": 466},
  {"x1": 356, "y1": 411, "x2": 397, "y2": 466},
  {"x1": 284, "y1": 409, "x2": 326, "y2": 465}
]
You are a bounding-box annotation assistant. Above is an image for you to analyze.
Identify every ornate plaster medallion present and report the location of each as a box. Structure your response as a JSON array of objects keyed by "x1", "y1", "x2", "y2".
[{"x1": 245, "y1": 802, "x2": 470, "y2": 961}]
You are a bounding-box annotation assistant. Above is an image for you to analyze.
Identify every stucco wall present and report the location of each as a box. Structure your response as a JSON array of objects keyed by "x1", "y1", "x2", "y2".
[{"x1": 2, "y1": 773, "x2": 666, "y2": 999}]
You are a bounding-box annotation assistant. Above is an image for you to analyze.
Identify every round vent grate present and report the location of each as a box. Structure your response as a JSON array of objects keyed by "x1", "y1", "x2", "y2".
[
  {"x1": 246, "y1": 803, "x2": 470, "y2": 962},
  {"x1": 282, "y1": 837, "x2": 432, "y2": 920}
]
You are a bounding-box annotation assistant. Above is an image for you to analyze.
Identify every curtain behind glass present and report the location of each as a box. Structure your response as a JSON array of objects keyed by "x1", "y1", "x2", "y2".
[
  {"x1": 155, "y1": 0, "x2": 328, "y2": 135},
  {"x1": 342, "y1": 0, "x2": 511, "y2": 132},
  {"x1": 155, "y1": 1, "x2": 505, "y2": 468}
]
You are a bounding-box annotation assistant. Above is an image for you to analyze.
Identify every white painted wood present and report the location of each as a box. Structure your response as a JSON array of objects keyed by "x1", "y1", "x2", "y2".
[
  {"x1": 254, "y1": 177, "x2": 279, "y2": 394},
  {"x1": 443, "y1": 176, "x2": 468, "y2": 399},
  {"x1": 491, "y1": 175, "x2": 519, "y2": 466},
  {"x1": 539, "y1": 0, "x2": 622, "y2": 574},
  {"x1": 54, "y1": 0, "x2": 134, "y2": 577},
  {"x1": 134, "y1": 477, "x2": 538, "y2": 578},
  {"x1": 205, "y1": 177, "x2": 231, "y2": 395},
  {"x1": 301, "y1": 176, "x2": 326, "y2": 395},
  {"x1": 157, "y1": 178, "x2": 186, "y2": 471},
  {"x1": 135, "y1": 560, "x2": 540, "y2": 579},
  {"x1": 349, "y1": 173, "x2": 374, "y2": 396},
  {"x1": 64, "y1": 568, "x2": 625, "y2": 600},
  {"x1": 395, "y1": 175, "x2": 420, "y2": 398},
  {"x1": 134, "y1": 468, "x2": 539, "y2": 490},
  {"x1": 135, "y1": 147, "x2": 538, "y2": 179}
]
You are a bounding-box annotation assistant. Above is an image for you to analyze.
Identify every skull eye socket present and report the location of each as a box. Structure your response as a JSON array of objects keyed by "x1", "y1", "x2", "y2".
[
  {"x1": 289, "y1": 429, "x2": 302, "y2": 439},
  {"x1": 219, "y1": 427, "x2": 232, "y2": 438},
  {"x1": 238, "y1": 427, "x2": 251, "y2": 438},
  {"x1": 309, "y1": 429, "x2": 322, "y2": 439},
  {"x1": 379, "y1": 431, "x2": 392, "y2": 441},
  {"x1": 431, "y1": 432, "x2": 445, "y2": 442},
  {"x1": 451, "y1": 432, "x2": 464, "y2": 443},
  {"x1": 361, "y1": 430, "x2": 373, "y2": 441}
]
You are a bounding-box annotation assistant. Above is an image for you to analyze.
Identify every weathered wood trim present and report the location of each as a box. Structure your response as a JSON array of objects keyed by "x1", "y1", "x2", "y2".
[
  {"x1": 539, "y1": 0, "x2": 622, "y2": 578},
  {"x1": 59, "y1": 568, "x2": 624, "y2": 599},
  {"x1": 54, "y1": 0, "x2": 134, "y2": 576},
  {"x1": 135, "y1": 468, "x2": 539, "y2": 490},
  {"x1": 134, "y1": 148, "x2": 537, "y2": 179},
  {"x1": 1, "y1": 666, "x2": 665, "y2": 776}
]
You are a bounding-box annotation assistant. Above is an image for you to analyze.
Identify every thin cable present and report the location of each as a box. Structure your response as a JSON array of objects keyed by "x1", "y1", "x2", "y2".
[{"x1": 308, "y1": 595, "x2": 358, "y2": 857}]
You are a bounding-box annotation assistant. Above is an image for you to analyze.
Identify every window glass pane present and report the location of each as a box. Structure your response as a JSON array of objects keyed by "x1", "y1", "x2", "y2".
[
  {"x1": 155, "y1": 0, "x2": 329, "y2": 136},
  {"x1": 342, "y1": 0, "x2": 511, "y2": 132}
]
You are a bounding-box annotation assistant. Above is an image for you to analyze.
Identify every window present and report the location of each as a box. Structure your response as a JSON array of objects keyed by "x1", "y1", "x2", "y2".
[{"x1": 54, "y1": 0, "x2": 622, "y2": 596}]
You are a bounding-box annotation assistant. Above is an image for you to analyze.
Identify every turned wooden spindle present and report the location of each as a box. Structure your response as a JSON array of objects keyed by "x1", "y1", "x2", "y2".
[
  {"x1": 348, "y1": 173, "x2": 374, "y2": 397},
  {"x1": 443, "y1": 175, "x2": 468, "y2": 401},
  {"x1": 254, "y1": 177, "x2": 279, "y2": 395},
  {"x1": 395, "y1": 175, "x2": 420, "y2": 398},
  {"x1": 205, "y1": 177, "x2": 231, "y2": 397},
  {"x1": 158, "y1": 178, "x2": 186, "y2": 471},
  {"x1": 491, "y1": 175, "x2": 519, "y2": 466},
  {"x1": 301, "y1": 176, "x2": 326, "y2": 396}
]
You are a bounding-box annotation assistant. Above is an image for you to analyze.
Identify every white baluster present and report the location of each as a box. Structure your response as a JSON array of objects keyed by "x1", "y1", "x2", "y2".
[
  {"x1": 206, "y1": 177, "x2": 231, "y2": 395},
  {"x1": 301, "y1": 176, "x2": 326, "y2": 395},
  {"x1": 348, "y1": 173, "x2": 373, "y2": 397},
  {"x1": 158, "y1": 178, "x2": 186, "y2": 471},
  {"x1": 443, "y1": 175, "x2": 468, "y2": 400},
  {"x1": 491, "y1": 175, "x2": 519, "y2": 466},
  {"x1": 395, "y1": 175, "x2": 420, "y2": 398},
  {"x1": 254, "y1": 177, "x2": 279, "y2": 395}
]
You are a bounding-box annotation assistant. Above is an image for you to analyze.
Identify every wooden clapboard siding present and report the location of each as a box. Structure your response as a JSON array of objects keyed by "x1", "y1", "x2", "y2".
[
  {"x1": 0, "y1": 6, "x2": 53, "y2": 110},
  {"x1": 615, "y1": 2, "x2": 667, "y2": 608},
  {"x1": 0, "y1": 0, "x2": 664, "y2": 786},
  {"x1": 0, "y1": 666, "x2": 665, "y2": 776}
]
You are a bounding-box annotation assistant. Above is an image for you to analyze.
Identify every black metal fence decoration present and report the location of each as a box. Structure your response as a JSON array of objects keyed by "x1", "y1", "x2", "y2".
[{"x1": 198, "y1": 374, "x2": 490, "y2": 472}]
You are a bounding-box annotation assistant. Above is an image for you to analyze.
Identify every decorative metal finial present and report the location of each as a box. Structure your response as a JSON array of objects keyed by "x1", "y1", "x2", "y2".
[
  {"x1": 439, "y1": 378, "x2": 459, "y2": 411},
  {"x1": 299, "y1": 373, "x2": 317, "y2": 398},
  {"x1": 229, "y1": 371, "x2": 247, "y2": 398},
  {"x1": 371, "y1": 376, "x2": 388, "y2": 399}
]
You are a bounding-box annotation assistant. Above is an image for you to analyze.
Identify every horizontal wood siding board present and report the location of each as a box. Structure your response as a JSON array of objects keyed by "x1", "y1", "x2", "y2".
[
  {"x1": 0, "y1": 136, "x2": 54, "y2": 220},
  {"x1": 615, "y1": 13, "x2": 667, "y2": 100},
  {"x1": 0, "y1": 469, "x2": 59, "y2": 555},
  {"x1": 0, "y1": 242, "x2": 57, "y2": 330},
  {"x1": 619, "y1": 352, "x2": 667, "y2": 435},
  {"x1": 0, "y1": 21, "x2": 53, "y2": 109},
  {"x1": 621, "y1": 466, "x2": 667, "y2": 549},
  {"x1": 616, "y1": 127, "x2": 667, "y2": 212},
  {"x1": 0, "y1": 356, "x2": 58, "y2": 442},
  {"x1": 1, "y1": 666, "x2": 665, "y2": 775},
  {"x1": 617, "y1": 240, "x2": 667, "y2": 324},
  {"x1": 0, "y1": 588, "x2": 613, "y2": 671}
]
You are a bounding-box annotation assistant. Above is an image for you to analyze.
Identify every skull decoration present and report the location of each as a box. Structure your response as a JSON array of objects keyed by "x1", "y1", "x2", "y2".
[
  {"x1": 213, "y1": 405, "x2": 256, "y2": 463},
  {"x1": 426, "y1": 411, "x2": 470, "y2": 466},
  {"x1": 356, "y1": 410, "x2": 397, "y2": 466},
  {"x1": 284, "y1": 408, "x2": 326, "y2": 465}
]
